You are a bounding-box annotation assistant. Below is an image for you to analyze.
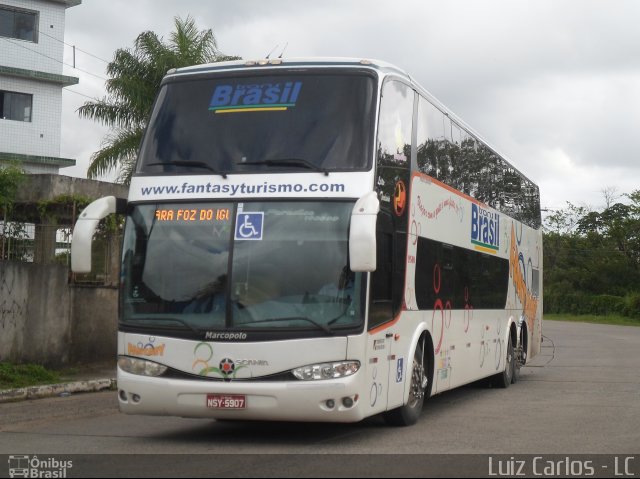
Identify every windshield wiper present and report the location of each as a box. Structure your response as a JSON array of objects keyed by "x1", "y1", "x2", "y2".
[
  {"x1": 125, "y1": 317, "x2": 202, "y2": 336},
  {"x1": 327, "y1": 309, "x2": 352, "y2": 326},
  {"x1": 242, "y1": 317, "x2": 334, "y2": 335},
  {"x1": 147, "y1": 160, "x2": 228, "y2": 178},
  {"x1": 237, "y1": 158, "x2": 329, "y2": 176}
]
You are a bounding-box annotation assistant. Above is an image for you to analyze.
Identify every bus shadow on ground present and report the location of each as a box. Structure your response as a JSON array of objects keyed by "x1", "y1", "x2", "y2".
[{"x1": 151, "y1": 381, "x2": 493, "y2": 446}]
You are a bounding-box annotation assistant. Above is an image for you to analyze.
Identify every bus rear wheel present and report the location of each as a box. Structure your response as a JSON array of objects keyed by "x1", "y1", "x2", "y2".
[
  {"x1": 492, "y1": 334, "x2": 515, "y2": 388},
  {"x1": 383, "y1": 343, "x2": 429, "y2": 426},
  {"x1": 512, "y1": 327, "x2": 527, "y2": 384}
]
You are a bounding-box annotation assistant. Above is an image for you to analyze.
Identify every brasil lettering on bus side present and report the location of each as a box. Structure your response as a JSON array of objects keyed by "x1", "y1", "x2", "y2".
[{"x1": 471, "y1": 203, "x2": 500, "y2": 253}]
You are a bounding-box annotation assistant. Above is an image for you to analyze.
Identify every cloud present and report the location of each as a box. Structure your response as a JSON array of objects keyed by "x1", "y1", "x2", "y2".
[{"x1": 59, "y1": 0, "x2": 640, "y2": 207}]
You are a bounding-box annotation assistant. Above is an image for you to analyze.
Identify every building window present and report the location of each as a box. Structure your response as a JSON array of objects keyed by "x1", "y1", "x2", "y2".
[
  {"x1": 0, "y1": 90, "x2": 33, "y2": 122},
  {"x1": 0, "y1": 6, "x2": 38, "y2": 42}
]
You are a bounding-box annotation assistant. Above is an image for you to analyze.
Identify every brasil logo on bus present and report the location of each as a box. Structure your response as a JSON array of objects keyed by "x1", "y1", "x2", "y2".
[
  {"x1": 471, "y1": 203, "x2": 499, "y2": 253},
  {"x1": 209, "y1": 81, "x2": 303, "y2": 114}
]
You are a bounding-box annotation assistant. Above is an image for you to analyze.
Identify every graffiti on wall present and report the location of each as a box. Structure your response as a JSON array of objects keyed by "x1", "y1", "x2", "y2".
[{"x1": 0, "y1": 267, "x2": 27, "y2": 332}]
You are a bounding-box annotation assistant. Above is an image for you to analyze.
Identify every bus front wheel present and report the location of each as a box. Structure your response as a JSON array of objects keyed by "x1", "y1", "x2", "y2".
[{"x1": 383, "y1": 343, "x2": 429, "y2": 427}]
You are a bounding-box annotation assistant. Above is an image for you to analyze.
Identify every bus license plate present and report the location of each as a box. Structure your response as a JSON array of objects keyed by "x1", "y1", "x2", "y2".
[{"x1": 206, "y1": 394, "x2": 246, "y2": 409}]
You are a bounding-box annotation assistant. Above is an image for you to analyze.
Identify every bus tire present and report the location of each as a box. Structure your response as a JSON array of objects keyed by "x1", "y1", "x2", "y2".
[
  {"x1": 383, "y1": 342, "x2": 429, "y2": 427},
  {"x1": 513, "y1": 326, "x2": 527, "y2": 384},
  {"x1": 492, "y1": 333, "x2": 514, "y2": 388}
]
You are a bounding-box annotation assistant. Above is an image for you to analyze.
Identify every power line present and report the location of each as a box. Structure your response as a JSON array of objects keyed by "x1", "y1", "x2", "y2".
[
  {"x1": 38, "y1": 29, "x2": 111, "y2": 64},
  {"x1": 0, "y1": 36, "x2": 108, "y2": 81},
  {"x1": 63, "y1": 88, "x2": 100, "y2": 101}
]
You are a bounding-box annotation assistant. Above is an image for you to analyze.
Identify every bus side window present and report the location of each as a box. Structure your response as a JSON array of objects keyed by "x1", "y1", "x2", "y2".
[
  {"x1": 393, "y1": 231, "x2": 407, "y2": 315},
  {"x1": 531, "y1": 268, "x2": 540, "y2": 298},
  {"x1": 369, "y1": 213, "x2": 395, "y2": 330}
]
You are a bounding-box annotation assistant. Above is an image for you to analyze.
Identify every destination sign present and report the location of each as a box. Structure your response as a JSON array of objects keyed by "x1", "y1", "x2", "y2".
[{"x1": 154, "y1": 207, "x2": 231, "y2": 222}]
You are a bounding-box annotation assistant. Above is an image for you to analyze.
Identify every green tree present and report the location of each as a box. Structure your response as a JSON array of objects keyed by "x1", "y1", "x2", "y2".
[
  {"x1": 543, "y1": 191, "x2": 640, "y2": 317},
  {"x1": 577, "y1": 194, "x2": 640, "y2": 270},
  {"x1": 543, "y1": 202, "x2": 589, "y2": 236},
  {"x1": 0, "y1": 163, "x2": 26, "y2": 260},
  {"x1": 78, "y1": 16, "x2": 239, "y2": 184},
  {"x1": 0, "y1": 163, "x2": 25, "y2": 217}
]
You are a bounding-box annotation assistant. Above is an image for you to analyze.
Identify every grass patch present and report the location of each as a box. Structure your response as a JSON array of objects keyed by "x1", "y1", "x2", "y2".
[
  {"x1": 0, "y1": 362, "x2": 60, "y2": 390},
  {"x1": 545, "y1": 313, "x2": 640, "y2": 327}
]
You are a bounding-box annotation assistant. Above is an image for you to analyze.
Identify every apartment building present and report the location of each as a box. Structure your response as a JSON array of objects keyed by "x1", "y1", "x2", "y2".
[{"x1": 0, "y1": 0, "x2": 80, "y2": 173}]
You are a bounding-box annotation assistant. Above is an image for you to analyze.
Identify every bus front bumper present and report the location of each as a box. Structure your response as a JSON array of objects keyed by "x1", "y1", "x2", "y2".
[{"x1": 117, "y1": 368, "x2": 368, "y2": 423}]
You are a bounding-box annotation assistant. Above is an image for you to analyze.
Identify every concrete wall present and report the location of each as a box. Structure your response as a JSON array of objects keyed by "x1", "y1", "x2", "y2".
[
  {"x1": 70, "y1": 285, "x2": 118, "y2": 364},
  {"x1": 15, "y1": 174, "x2": 129, "y2": 205},
  {"x1": 0, "y1": 261, "x2": 117, "y2": 367},
  {"x1": 0, "y1": 175, "x2": 125, "y2": 366},
  {"x1": 0, "y1": 262, "x2": 30, "y2": 361}
]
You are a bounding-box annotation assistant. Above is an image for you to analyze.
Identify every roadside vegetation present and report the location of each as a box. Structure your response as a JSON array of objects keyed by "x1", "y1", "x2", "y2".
[
  {"x1": 544, "y1": 314, "x2": 640, "y2": 327},
  {"x1": 0, "y1": 362, "x2": 60, "y2": 390},
  {"x1": 544, "y1": 188, "x2": 640, "y2": 322}
]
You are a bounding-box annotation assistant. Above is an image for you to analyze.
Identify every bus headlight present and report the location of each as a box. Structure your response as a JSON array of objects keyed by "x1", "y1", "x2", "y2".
[
  {"x1": 118, "y1": 356, "x2": 168, "y2": 377},
  {"x1": 292, "y1": 361, "x2": 360, "y2": 380}
]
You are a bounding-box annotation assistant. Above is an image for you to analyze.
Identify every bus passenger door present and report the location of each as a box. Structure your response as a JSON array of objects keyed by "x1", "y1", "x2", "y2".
[
  {"x1": 370, "y1": 189, "x2": 410, "y2": 410},
  {"x1": 366, "y1": 221, "x2": 394, "y2": 414},
  {"x1": 366, "y1": 211, "x2": 410, "y2": 412}
]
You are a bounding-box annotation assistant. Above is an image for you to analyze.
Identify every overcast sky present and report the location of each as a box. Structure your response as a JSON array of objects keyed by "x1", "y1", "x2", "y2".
[{"x1": 60, "y1": 0, "x2": 640, "y2": 211}]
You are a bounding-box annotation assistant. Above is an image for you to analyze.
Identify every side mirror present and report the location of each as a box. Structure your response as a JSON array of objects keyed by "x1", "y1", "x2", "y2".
[
  {"x1": 71, "y1": 196, "x2": 125, "y2": 273},
  {"x1": 349, "y1": 191, "x2": 380, "y2": 272}
]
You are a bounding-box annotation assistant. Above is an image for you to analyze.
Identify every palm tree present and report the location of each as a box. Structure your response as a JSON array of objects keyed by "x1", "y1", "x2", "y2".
[{"x1": 78, "y1": 16, "x2": 240, "y2": 184}]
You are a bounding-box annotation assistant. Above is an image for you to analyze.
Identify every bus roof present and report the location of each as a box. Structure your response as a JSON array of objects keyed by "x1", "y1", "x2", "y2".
[{"x1": 167, "y1": 57, "x2": 410, "y2": 79}]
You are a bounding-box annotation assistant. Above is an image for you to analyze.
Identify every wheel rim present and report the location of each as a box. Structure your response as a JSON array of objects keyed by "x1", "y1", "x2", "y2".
[
  {"x1": 408, "y1": 352, "x2": 428, "y2": 408},
  {"x1": 505, "y1": 342, "x2": 513, "y2": 382}
]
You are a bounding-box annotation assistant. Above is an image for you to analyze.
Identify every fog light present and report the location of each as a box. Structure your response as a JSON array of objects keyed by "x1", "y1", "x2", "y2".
[
  {"x1": 131, "y1": 394, "x2": 141, "y2": 403},
  {"x1": 342, "y1": 396, "x2": 354, "y2": 408},
  {"x1": 325, "y1": 399, "x2": 335, "y2": 409},
  {"x1": 118, "y1": 390, "x2": 128, "y2": 402}
]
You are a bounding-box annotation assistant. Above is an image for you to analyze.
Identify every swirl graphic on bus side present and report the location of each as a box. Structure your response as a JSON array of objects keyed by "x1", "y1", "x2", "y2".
[
  {"x1": 394, "y1": 180, "x2": 406, "y2": 217},
  {"x1": 463, "y1": 287, "x2": 473, "y2": 334},
  {"x1": 192, "y1": 342, "x2": 214, "y2": 372},
  {"x1": 432, "y1": 264, "x2": 444, "y2": 355}
]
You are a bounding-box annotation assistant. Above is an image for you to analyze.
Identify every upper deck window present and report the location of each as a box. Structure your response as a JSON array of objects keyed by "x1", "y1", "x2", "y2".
[
  {"x1": 137, "y1": 71, "x2": 377, "y2": 176},
  {"x1": 416, "y1": 95, "x2": 541, "y2": 229}
]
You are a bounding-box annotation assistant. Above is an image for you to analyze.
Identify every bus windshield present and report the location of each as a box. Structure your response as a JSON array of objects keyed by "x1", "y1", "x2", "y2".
[
  {"x1": 136, "y1": 71, "x2": 377, "y2": 176},
  {"x1": 120, "y1": 201, "x2": 364, "y2": 336}
]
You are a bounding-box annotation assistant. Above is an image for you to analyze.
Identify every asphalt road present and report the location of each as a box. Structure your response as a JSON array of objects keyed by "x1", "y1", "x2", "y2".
[{"x1": 1, "y1": 320, "x2": 639, "y2": 477}]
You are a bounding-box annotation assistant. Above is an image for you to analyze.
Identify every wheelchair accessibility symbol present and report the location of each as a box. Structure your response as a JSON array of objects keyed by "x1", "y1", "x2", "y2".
[{"x1": 235, "y1": 212, "x2": 264, "y2": 240}]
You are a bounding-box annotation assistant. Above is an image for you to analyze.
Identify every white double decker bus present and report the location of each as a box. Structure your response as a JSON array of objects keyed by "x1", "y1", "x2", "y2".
[{"x1": 72, "y1": 58, "x2": 542, "y2": 426}]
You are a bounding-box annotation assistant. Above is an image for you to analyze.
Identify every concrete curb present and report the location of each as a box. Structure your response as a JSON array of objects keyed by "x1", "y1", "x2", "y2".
[{"x1": 0, "y1": 378, "x2": 117, "y2": 403}]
